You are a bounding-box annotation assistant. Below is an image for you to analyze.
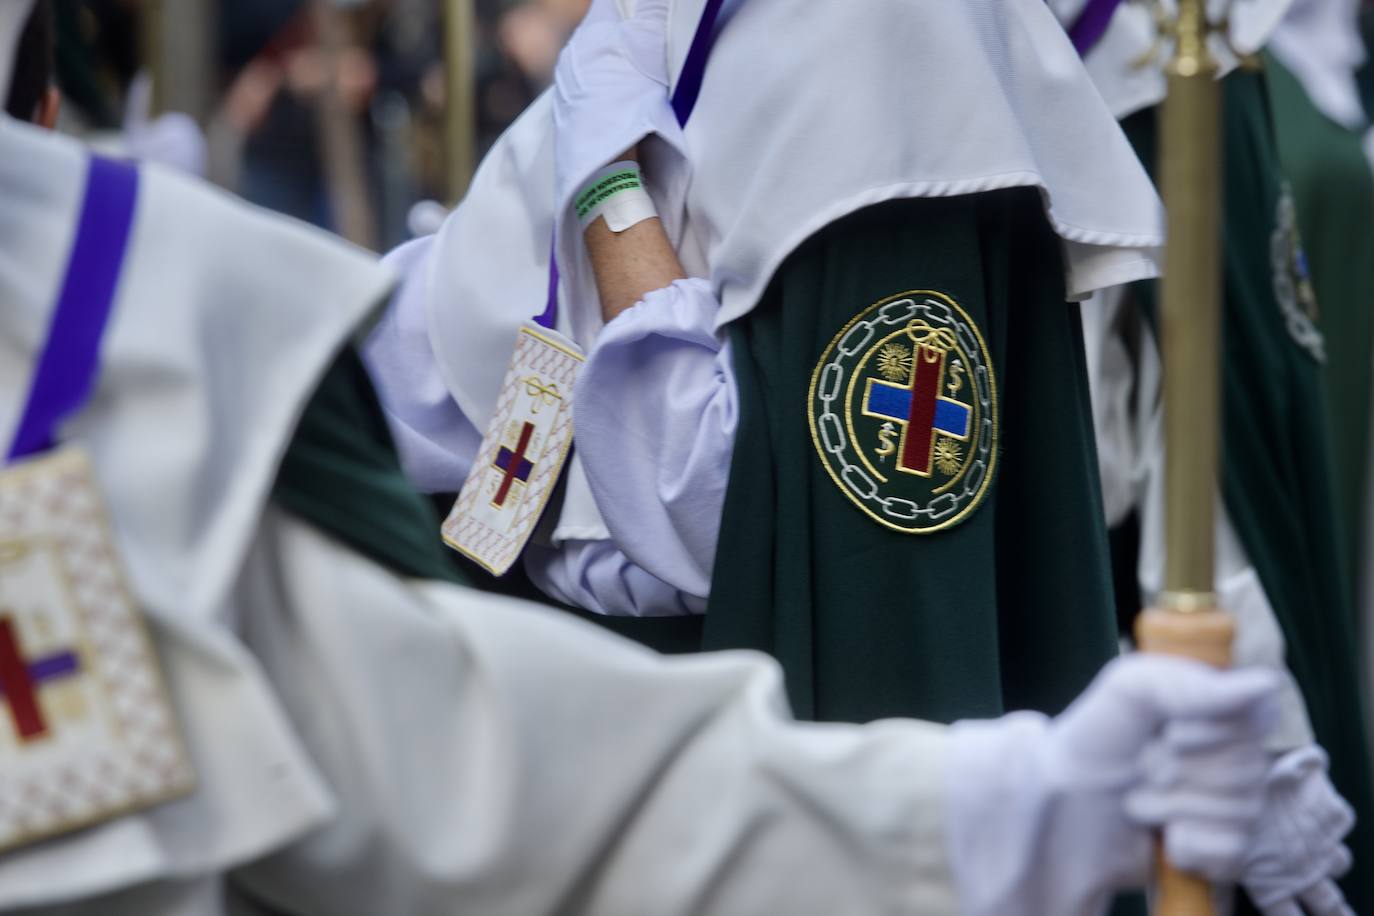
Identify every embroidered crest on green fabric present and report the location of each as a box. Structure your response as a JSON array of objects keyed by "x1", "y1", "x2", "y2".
[{"x1": 808, "y1": 291, "x2": 998, "y2": 533}]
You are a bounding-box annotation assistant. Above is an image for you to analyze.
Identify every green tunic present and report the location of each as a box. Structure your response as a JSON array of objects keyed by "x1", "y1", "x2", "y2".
[
  {"x1": 704, "y1": 191, "x2": 1120, "y2": 725},
  {"x1": 1121, "y1": 70, "x2": 1374, "y2": 915},
  {"x1": 1265, "y1": 52, "x2": 1374, "y2": 585}
]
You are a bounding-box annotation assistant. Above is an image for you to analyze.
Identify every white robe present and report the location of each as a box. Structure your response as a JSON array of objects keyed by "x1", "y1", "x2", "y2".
[{"x1": 0, "y1": 117, "x2": 961, "y2": 914}]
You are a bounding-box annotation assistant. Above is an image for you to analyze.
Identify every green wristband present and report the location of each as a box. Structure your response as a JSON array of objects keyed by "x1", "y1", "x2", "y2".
[{"x1": 575, "y1": 166, "x2": 642, "y2": 216}]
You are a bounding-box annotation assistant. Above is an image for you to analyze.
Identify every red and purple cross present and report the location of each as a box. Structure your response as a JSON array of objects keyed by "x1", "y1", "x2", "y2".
[
  {"x1": 0, "y1": 614, "x2": 81, "y2": 743},
  {"x1": 863, "y1": 344, "x2": 971, "y2": 476},
  {"x1": 491, "y1": 422, "x2": 536, "y2": 508}
]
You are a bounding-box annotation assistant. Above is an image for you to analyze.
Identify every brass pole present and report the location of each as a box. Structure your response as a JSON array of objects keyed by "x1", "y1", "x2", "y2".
[
  {"x1": 141, "y1": 0, "x2": 164, "y2": 116},
  {"x1": 1134, "y1": 0, "x2": 1235, "y2": 912},
  {"x1": 443, "y1": 0, "x2": 477, "y2": 204},
  {"x1": 143, "y1": 0, "x2": 215, "y2": 124}
]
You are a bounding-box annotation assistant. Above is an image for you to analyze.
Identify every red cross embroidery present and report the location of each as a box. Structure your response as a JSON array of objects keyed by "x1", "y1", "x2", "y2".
[
  {"x1": 864, "y1": 344, "x2": 972, "y2": 476},
  {"x1": 492, "y1": 422, "x2": 537, "y2": 508},
  {"x1": 0, "y1": 614, "x2": 81, "y2": 743}
]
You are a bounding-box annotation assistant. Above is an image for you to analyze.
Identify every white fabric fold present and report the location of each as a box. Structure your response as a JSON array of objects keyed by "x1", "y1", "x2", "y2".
[
  {"x1": 669, "y1": 0, "x2": 1165, "y2": 316},
  {"x1": 232, "y1": 510, "x2": 957, "y2": 916}
]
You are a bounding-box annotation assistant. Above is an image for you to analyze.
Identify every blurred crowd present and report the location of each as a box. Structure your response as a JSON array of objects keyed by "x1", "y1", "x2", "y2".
[{"x1": 57, "y1": 0, "x2": 590, "y2": 250}]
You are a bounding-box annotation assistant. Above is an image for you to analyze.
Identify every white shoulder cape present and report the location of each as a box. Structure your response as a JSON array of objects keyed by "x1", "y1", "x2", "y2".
[
  {"x1": 0, "y1": 116, "x2": 394, "y2": 906},
  {"x1": 425, "y1": 0, "x2": 1168, "y2": 548}
]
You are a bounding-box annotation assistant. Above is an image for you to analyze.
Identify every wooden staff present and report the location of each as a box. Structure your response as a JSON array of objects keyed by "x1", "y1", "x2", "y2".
[
  {"x1": 443, "y1": 0, "x2": 478, "y2": 204},
  {"x1": 1133, "y1": 0, "x2": 1234, "y2": 912}
]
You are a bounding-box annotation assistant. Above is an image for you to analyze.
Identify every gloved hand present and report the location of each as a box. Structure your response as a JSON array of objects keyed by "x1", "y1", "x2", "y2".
[
  {"x1": 945, "y1": 654, "x2": 1279, "y2": 916},
  {"x1": 551, "y1": 0, "x2": 682, "y2": 217},
  {"x1": 1240, "y1": 746, "x2": 1355, "y2": 916}
]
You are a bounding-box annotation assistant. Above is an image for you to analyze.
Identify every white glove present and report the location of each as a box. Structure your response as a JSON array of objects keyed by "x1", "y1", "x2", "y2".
[
  {"x1": 1240, "y1": 746, "x2": 1355, "y2": 916},
  {"x1": 945, "y1": 654, "x2": 1280, "y2": 916},
  {"x1": 551, "y1": 0, "x2": 683, "y2": 216}
]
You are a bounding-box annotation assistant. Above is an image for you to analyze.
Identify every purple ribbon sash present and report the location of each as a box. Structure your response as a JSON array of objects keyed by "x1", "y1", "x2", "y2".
[
  {"x1": 536, "y1": 0, "x2": 729, "y2": 330},
  {"x1": 1068, "y1": 0, "x2": 1124, "y2": 56},
  {"x1": 7, "y1": 156, "x2": 140, "y2": 462},
  {"x1": 671, "y1": 0, "x2": 727, "y2": 126}
]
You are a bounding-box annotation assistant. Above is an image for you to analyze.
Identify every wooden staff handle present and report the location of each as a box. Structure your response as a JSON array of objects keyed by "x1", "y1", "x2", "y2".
[{"x1": 1136, "y1": 605, "x2": 1236, "y2": 915}]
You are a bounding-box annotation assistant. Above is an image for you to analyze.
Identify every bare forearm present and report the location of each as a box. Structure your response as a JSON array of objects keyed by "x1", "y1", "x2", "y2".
[{"x1": 582, "y1": 150, "x2": 686, "y2": 322}]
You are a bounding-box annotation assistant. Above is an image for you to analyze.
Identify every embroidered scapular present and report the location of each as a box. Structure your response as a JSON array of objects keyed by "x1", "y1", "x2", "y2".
[
  {"x1": 808, "y1": 291, "x2": 999, "y2": 534},
  {"x1": 443, "y1": 324, "x2": 584, "y2": 575},
  {"x1": 0, "y1": 448, "x2": 194, "y2": 851}
]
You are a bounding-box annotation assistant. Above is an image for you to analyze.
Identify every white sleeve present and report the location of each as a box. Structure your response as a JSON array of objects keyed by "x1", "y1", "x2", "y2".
[
  {"x1": 525, "y1": 539, "x2": 707, "y2": 616},
  {"x1": 572, "y1": 277, "x2": 738, "y2": 601},
  {"x1": 361, "y1": 235, "x2": 483, "y2": 494},
  {"x1": 231, "y1": 509, "x2": 957, "y2": 916}
]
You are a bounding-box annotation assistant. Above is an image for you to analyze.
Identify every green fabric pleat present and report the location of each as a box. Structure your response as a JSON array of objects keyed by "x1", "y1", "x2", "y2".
[
  {"x1": 704, "y1": 192, "x2": 1120, "y2": 726},
  {"x1": 1121, "y1": 70, "x2": 1374, "y2": 915},
  {"x1": 272, "y1": 344, "x2": 466, "y2": 584},
  {"x1": 1265, "y1": 52, "x2": 1374, "y2": 585}
]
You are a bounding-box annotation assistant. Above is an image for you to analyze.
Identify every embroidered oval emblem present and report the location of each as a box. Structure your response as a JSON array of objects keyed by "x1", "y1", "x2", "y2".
[
  {"x1": 1270, "y1": 183, "x2": 1326, "y2": 363},
  {"x1": 808, "y1": 291, "x2": 998, "y2": 534}
]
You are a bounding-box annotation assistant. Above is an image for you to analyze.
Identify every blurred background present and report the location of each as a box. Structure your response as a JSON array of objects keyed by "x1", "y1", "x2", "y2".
[
  {"x1": 48, "y1": 0, "x2": 1374, "y2": 255},
  {"x1": 54, "y1": 0, "x2": 591, "y2": 251}
]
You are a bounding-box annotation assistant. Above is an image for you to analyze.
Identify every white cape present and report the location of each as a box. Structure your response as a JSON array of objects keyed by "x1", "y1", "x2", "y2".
[{"x1": 0, "y1": 116, "x2": 394, "y2": 907}]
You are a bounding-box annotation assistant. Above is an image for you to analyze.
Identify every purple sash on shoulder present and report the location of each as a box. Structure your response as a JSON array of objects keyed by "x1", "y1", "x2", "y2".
[{"x1": 7, "y1": 156, "x2": 140, "y2": 462}]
